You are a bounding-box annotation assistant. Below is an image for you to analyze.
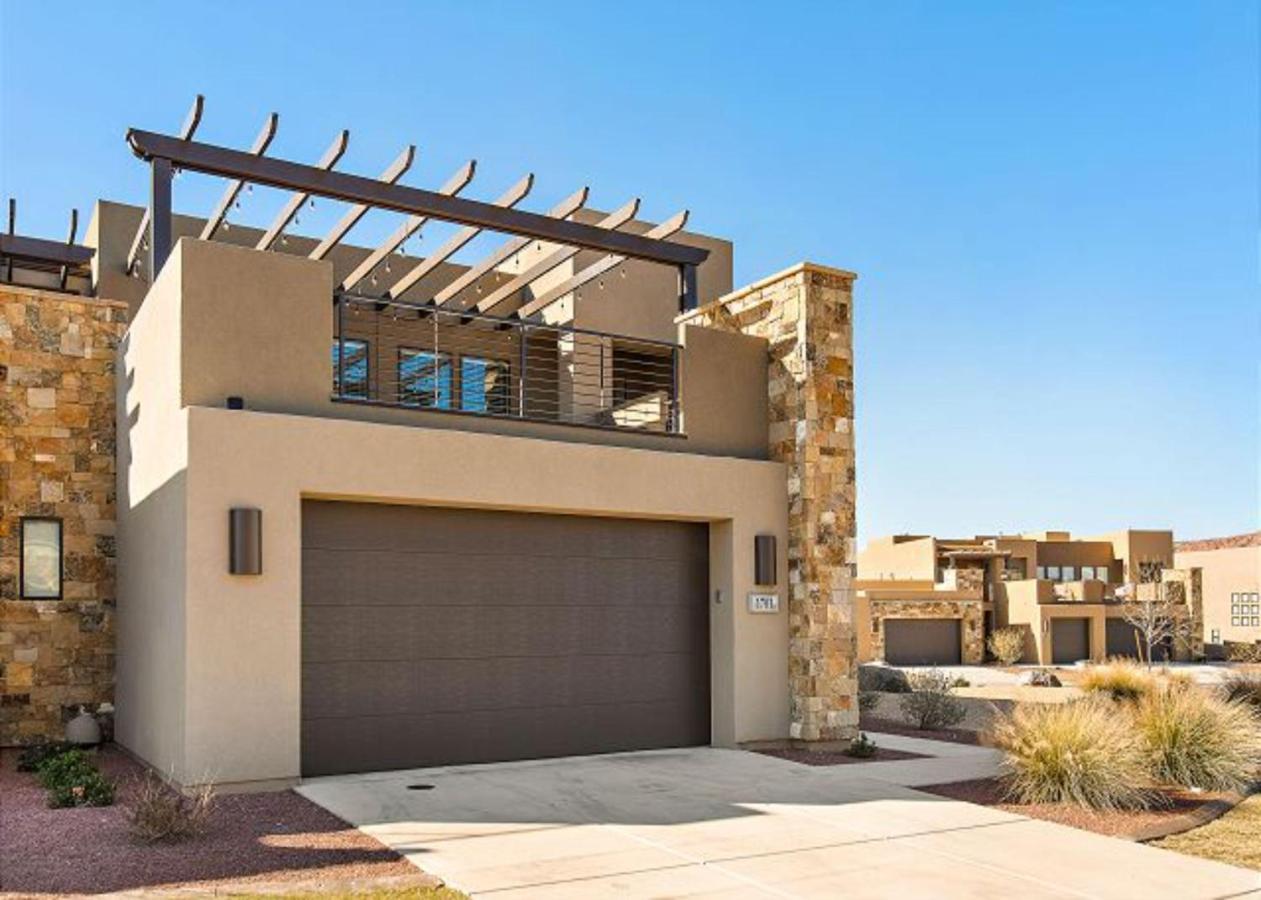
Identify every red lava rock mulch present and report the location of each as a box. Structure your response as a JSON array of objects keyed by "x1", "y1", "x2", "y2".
[
  {"x1": 919, "y1": 776, "x2": 1241, "y2": 841},
  {"x1": 0, "y1": 746, "x2": 420, "y2": 895},
  {"x1": 755, "y1": 746, "x2": 928, "y2": 766},
  {"x1": 859, "y1": 716, "x2": 984, "y2": 747}
]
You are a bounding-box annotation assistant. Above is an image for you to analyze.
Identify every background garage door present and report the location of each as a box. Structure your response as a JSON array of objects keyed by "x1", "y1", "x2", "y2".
[
  {"x1": 301, "y1": 501, "x2": 711, "y2": 776},
  {"x1": 1105, "y1": 619, "x2": 1143, "y2": 659},
  {"x1": 884, "y1": 619, "x2": 962, "y2": 665},
  {"x1": 1052, "y1": 618, "x2": 1091, "y2": 664}
]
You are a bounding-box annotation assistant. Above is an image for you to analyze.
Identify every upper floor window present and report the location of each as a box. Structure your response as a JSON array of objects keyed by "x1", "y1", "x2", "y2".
[
  {"x1": 461, "y1": 356, "x2": 511, "y2": 415},
  {"x1": 1003, "y1": 558, "x2": 1027, "y2": 580},
  {"x1": 1062, "y1": 566, "x2": 1077, "y2": 581},
  {"x1": 332, "y1": 339, "x2": 370, "y2": 399},
  {"x1": 20, "y1": 517, "x2": 62, "y2": 600},
  {"x1": 1137, "y1": 561, "x2": 1164, "y2": 584},
  {"x1": 399, "y1": 349, "x2": 453, "y2": 409},
  {"x1": 1045, "y1": 566, "x2": 1062, "y2": 581}
]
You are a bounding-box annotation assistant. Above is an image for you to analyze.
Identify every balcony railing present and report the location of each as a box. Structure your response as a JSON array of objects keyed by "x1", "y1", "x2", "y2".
[{"x1": 332, "y1": 293, "x2": 681, "y2": 434}]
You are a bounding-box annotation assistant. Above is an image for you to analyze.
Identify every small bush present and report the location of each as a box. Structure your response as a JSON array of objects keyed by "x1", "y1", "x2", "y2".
[
  {"x1": 858, "y1": 664, "x2": 911, "y2": 693},
  {"x1": 846, "y1": 732, "x2": 878, "y2": 758},
  {"x1": 1135, "y1": 686, "x2": 1261, "y2": 791},
  {"x1": 991, "y1": 697, "x2": 1156, "y2": 810},
  {"x1": 1080, "y1": 661, "x2": 1155, "y2": 702},
  {"x1": 127, "y1": 770, "x2": 215, "y2": 843},
  {"x1": 1226, "y1": 642, "x2": 1261, "y2": 664},
  {"x1": 857, "y1": 689, "x2": 881, "y2": 713},
  {"x1": 988, "y1": 627, "x2": 1025, "y2": 666},
  {"x1": 899, "y1": 669, "x2": 967, "y2": 730},
  {"x1": 36, "y1": 749, "x2": 114, "y2": 808},
  {"x1": 1221, "y1": 675, "x2": 1261, "y2": 713},
  {"x1": 16, "y1": 741, "x2": 76, "y2": 773},
  {"x1": 951, "y1": 676, "x2": 971, "y2": 688}
]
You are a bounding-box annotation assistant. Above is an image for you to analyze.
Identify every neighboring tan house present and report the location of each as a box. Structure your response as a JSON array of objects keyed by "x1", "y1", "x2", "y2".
[
  {"x1": 856, "y1": 530, "x2": 1202, "y2": 666},
  {"x1": 1176, "y1": 531, "x2": 1261, "y2": 658},
  {"x1": 1, "y1": 104, "x2": 861, "y2": 790}
]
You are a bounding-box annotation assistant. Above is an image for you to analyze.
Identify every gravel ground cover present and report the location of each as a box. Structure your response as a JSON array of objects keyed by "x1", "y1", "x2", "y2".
[
  {"x1": 753, "y1": 745, "x2": 928, "y2": 766},
  {"x1": 0, "y1": 747, "x2": 422, "y2": 895},
  {"x1": 858, "y1": 715, "x2": 984, "y2": 746}
]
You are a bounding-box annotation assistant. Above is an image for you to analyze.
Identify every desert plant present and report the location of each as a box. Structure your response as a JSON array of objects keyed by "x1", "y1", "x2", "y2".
[
  {"x1": 846, "y1": 732, "x2": 878, "y2": 758},
  {"x1": 36, "y1": 749, "x2": 114, "y2": 808},
  {"x1": 1079, "y1": 661, "x2": 1155, "y2": 702},
  {"x1": 1134, "y1": 686, "x2": 1261, "y2": 791},
  {"x1": 990, "y1": 697, "x2": 1156, "y2": 810},
  {"x1": 1226, "y1": 642, "x2": 1261, "y2": 664},
  {"x1": 858, "y1": 664, "x2": 911, "y2": 693},
  {"x1": 899, "y1": 668, "x2": 967, "y2": 730},
  {"x1": 951, "y1": 676, "x2": 971, "y2": 688},
  {"x1": 1221, "y1": 674, "x2": 1261, "y2": 714},
  {"x1": 857, "y1": 689, "x2": 881, "y2": 713},
  {"x1": 987, "y1": 627, "x2": 1025, "y2": 666},
  {"x1": 127, "y1": 770, "x2": 215, "y2": 843},
  {"x1": 16, "y1": 741, "x2": 76, "y2": 773}
]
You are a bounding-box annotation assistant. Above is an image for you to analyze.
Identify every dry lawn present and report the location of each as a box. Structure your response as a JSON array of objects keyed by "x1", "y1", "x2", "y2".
[
  {"x1": 1152, "y1": 794, "x2": 1261, "y2": 871},
  {"x1": 227, "y1": 891, "x2": 467, "y2": 900}
]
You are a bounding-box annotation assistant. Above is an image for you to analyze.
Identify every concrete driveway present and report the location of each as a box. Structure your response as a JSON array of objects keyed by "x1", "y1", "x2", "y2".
[{"x1": 299, "y1": 734, "x2": 1260, "y2": 899}]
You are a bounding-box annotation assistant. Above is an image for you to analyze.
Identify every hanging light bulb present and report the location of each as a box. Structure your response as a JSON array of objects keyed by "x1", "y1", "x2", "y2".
[
  {"x1": 308, "y1": 198, "x2": 315, "y2": 209},
  {"x1": 599, "y1": 279, "x2": 605, "y2": 290},
  {"x1": 371, "y1": 275, "x2": 378, "y2": 286},
  {"x1": 385, "y1": 261, "x2": 392, "y2": 274},
  {"x1": 223, "y1": 220, "x2": 231, "y2": 231},
  {"x1": 293, "y1": 215, "x2": 301, "y2": 226},
  {"x1": 246, "y1": 184, "x2": 254, "y2": 194},
  {"x1": 233, "y1": 199, "x2": 241, "y2": 210},
  {"x1": 620, "y1": 267, "x2": 627, "y2": 279},
  {"x1": 280, "y1": 235, "x2": 288, "y2": 245}
]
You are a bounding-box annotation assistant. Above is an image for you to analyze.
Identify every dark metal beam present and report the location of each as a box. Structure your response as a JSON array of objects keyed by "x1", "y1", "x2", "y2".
[
  {"x1": 516, "y1": 211, "x2": 689, "y2": 319},
  {"x1": 432, "y1": 186, "x2": 588, "y2": 309},
  {"x1": 198, "y1": 113, "x2": 279, "y2": 241},
  {"x1": 257, "y1": 130, "x2": 350, "y2": 250},
  {"x1": 310, "y1": 145, "x2": 416, "y2": 261},
  {"x1": 58, "y1": 208, "x2": 79, "y2": 289},
  {"x1": 339, "y1": 160, "x2": 476, "y2": 292},
  {"x1": 384, "y1": 173, "x2": 533, "y2": 301},
  {"x1": 0, "y1": 233, "x2": 94, "y2": 266},
  {"x1": 148, "y1": 157, "x2": 173, "y2": 277},
  {"x1": 126, "y1": 94, "x2": 205, "y2": 275},
  {"x1": 476, "y1": 198, "x2": 640, "y2": 314},
  {"x1": 127, "y1": 130, "x2": 708, "y2": 267}
]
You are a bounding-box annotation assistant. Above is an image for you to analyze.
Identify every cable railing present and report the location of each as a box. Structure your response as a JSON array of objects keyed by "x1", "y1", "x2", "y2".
[{"x1": 333, "y1": 293, "x2": 681, "y2": 434}]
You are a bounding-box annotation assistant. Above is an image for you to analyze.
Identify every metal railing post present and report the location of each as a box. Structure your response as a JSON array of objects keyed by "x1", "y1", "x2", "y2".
[
  {"x1": 518, "y1": 327, "x2": 528, "y2": 417},
  {"x1": 671, "y1": 345, "x2": 680, "y2": 433},
  {"x1": 336, "y1": 294, "x2": 345, "y2": 398}
]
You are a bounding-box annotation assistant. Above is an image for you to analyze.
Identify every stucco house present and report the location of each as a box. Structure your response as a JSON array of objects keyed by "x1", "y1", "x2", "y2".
[{"x1": 0, "y1": 103, "x2": 860, "y2": 790}]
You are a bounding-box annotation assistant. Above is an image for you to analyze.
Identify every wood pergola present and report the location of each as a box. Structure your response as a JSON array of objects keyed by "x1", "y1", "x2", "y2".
[{"x1": 126, "y1": 98, "x2": 708, "y2": 317}]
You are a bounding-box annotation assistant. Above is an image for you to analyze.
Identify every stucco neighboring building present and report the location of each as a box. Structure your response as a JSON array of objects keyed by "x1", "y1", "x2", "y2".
[
  {"x1": 1176, "y1": 532, "x2": 1261, "y2": 657},
  {"x1": 856, "y1": 530, "x2": 1201, "y2": 666},
  {"x1": 1, "y1": 107, "x2": 862, "y2": 790}
]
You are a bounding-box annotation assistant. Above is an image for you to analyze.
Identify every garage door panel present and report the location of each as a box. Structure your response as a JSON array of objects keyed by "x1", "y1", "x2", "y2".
[
  {"x1": 884, "y1": 619, "x2": 962, "y2": 666},
  {"x1": 1105, "y1": 619, "x2": 1143, "y2": 658},
  {"x1": 303, "y1": 652, "x2": 709, "y2": 720},
  {"x1": 1052, "y1": 618, "x2": 1091, "y2": 664},
  {"x1": 301, "y1": 501, "x2": 710, "y2": 776}
]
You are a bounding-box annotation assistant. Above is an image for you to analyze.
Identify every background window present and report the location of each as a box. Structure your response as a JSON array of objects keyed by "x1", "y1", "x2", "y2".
[
  {"x1": 461, "y1": 357, "x2": 511, "y2": 415},
  {"x1": 1036, "y1": 566, "x2": 1047, "y2": 579},
  {"x1": 1062, "y1": 566, "x2": 1077, "y2": 581},
  {"x1": 332, "y1": 339, "x2": 370, "y2": 399},
  {"x1": 1211, "y1": 629, "x2": 1220, "y2": 643},
  {"x1": 21, "y1": 518, "x2": 62, "y2": 599},
  {"x1": 399, "y1": 349, "x2": 452, "y2": 409},
  {"x1": 1046, "y1": 566, "x2": 1062, "y2": 581}
]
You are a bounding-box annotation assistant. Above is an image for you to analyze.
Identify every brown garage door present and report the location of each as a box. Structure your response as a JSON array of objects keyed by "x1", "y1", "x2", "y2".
[
  {"x1": 884, "y1": 619, "x2": 962, "y2": 666},
  {"x1": 300, "y1": 501, "x2": 711, "y2": 777},
  {"x1": 1105, "y1": 619, "x2": 1143, "y2": 659},
  {"x1": 1052, "y1": 618, "x2": 1091, "y2": 664}
]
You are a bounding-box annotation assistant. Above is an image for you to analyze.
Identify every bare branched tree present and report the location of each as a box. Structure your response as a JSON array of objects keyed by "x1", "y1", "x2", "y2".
[{"x1": 1115, "y1": 560, "x2": 1193, "y2": 668}]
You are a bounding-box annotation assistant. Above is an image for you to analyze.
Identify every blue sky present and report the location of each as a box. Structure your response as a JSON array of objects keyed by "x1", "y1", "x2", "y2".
[{"x1": 2, "y1": 1, "x2": 1257, "y2": 543}]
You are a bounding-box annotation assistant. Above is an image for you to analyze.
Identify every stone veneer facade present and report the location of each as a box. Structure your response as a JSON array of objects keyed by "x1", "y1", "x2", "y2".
[
  {"x1": 867, "y1": 598, "x2": 986, "y2": 665},
  {"x1": 681, "y1": 263, "x2": 858, "y2": 741},
  {"x1": 0, "y1": 284, "x2": 126, "y2": 745}
]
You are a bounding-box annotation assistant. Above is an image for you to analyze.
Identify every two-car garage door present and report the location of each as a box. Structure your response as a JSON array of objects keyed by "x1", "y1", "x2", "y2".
[{"x1": 300, "y1": 501, "x2": 711, "y2": 777}]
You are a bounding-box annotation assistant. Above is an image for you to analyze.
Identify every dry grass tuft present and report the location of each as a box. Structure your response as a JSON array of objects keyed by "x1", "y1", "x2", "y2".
[
  {"x1": 1079, "y1": 661, "x2": 1156, "y2": 702},
  {"x1": 990, "y1": 697, "x2": 1158, "y2": 810},
  {"x1": 127, "y1": 770, "x2": 216, "y2": 844},
  {"x1": 1135, "y1": 687, "x2": 1261, "y2": 791}
]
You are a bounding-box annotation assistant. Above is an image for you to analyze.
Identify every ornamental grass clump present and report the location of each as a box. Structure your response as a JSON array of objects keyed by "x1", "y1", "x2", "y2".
[
  {"x1": 127, "y1": 769, "x2": 216, "y2": 844},
  {"x1": 1220, "y1": 674, "x2": 1261, "y2": 715},
  {"x1": 1079, "y1": 661, "x2": 1156, "y2": 702},
  {"x1": 1134, "y1": 686, "x2": 1261, "y2": 792},
  {"x1": 990, "y1": 697, "x2": 1156, "y2": 810}
]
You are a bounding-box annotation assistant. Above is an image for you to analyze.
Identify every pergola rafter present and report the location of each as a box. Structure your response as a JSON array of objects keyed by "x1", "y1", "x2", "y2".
[
  {"x1": 475, "y1": 199, "x2": 640, "y2": 314},
  {"x1": 432, "y1": 186, "x2": 589, "y2": 309},
  {"x1": 384, "y1": 173, "x2": 534, "y2": 301},
  {"x1": 256, "y1": 130, "x2": 350, "y2": 251},
  {"x1": 310, "y1": 145, "x2": 416, "y2": 261},
  {"x1": 199, "y1": 112, "x2": 279, "y2": 241},
  {"x1": 338, "y1": 159, "x2": 476, "y2": 293},
  {"x1": 126, "y1": 94, "x2": 204, "y2": 275},
  {"x1": 515, "y1": 211, "x2": 689, "y2": 319}
]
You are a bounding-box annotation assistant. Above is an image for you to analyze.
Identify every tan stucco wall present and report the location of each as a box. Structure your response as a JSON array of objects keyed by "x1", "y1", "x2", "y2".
[
  {"x1": 116, "y1": 242, "x2": 791, "y2": 789},
  {"x1": 1176, "y1": 544, "x2": 1261, "y2": 645},
  {"x1": 857, "y1": 535, "x2": 936, "y2": 582}
]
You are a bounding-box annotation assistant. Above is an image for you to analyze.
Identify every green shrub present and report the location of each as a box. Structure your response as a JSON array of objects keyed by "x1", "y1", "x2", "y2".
[
  {"x1": 1221, "y1": 675, "x2": 1261, "y2": 714},
  {"x1": 1135, "y1": 686, "x2": 1261, "y2": 791},
  {"x1": 35, "y1": 748, "x2": 115, "y2": 808},
  {"x1": 1080, "y1": 661, "x2": 1155, "y2": 702},
  {"x1": 987, "y1": 627, "x2": 1025, "y2": 666},
  {"x1": 990, "y1": 697, "x2": 1156, "y2": 810},
  {"x1": 899, "y1": 669, "x2": 967, "y2": 730},
  {"x1": 846, "y1": 732, "x2": 878, "y2": 758},
  {"x1": 858, "y1": 689, "x2": 880, "y2": 713},
  {"x1": 16, "y1": 741, "x2": 76, "y2": 773}
]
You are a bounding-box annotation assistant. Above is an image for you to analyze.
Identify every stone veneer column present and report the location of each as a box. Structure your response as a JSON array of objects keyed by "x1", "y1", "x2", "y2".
[
  {"x1": 681, "y1": 263, "x2": 858, "y2": 741},
  {"x1": 0, "y1": 285, "x2": 127, "y2": 744}
]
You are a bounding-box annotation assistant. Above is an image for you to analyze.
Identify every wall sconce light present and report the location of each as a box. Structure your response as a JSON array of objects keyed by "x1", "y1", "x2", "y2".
[
  {"x1": 754, "y1": 534, "x2": 777, "y2": 586},
  {"x1": 229, "y1": 507, "x2": 262, "y2": 575}
]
